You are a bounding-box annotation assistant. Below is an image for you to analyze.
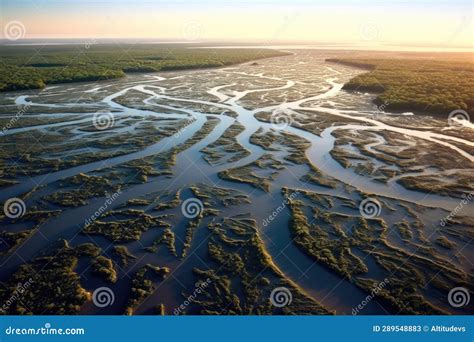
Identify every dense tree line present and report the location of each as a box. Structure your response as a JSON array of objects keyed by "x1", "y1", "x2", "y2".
[
  {"x1": 0, "y1": 45, "x2": 289, "y2": 91},
  {"x1": 327, "y1": 57, "x2": 474, "y2": 116}
]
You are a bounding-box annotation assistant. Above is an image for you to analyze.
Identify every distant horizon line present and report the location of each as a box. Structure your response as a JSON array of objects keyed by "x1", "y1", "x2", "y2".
[{"x1": 1, "y1": 39, "x2": 473, "y2": 53}]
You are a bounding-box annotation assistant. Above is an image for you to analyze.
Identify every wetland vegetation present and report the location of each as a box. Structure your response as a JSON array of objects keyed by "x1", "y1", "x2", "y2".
[
  {"x1": 0, "y1": 45, "x2": 289, "y2": 91},
  {"x1": 0, "y1": 47, "x2": 472, "y2": 316},
  {"x1": 327, "y1": 54, "x2": 474, "y2": 116}
]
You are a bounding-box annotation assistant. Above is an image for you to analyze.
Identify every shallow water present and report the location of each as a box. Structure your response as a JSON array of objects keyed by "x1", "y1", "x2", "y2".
[{"x1": 1, "y1": 50, "x2": 472, "y2": 315}]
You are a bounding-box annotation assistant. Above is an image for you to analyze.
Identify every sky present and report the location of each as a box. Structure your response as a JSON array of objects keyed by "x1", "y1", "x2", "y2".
[{"x1": 1, "y1": 0, "x2": 473, "y2": 49}]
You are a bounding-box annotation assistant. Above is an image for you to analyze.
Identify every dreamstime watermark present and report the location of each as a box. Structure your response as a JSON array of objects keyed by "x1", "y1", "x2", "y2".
[
  {"x1": 270, "y1": 287, "x2": 292, "y2": 307},
  {"x1": 270, "y1": 108, "x2": 294, "y2": 130},
  {"x1": 1, "y1": 278, "x2": 35, "y2": 313},
  {"x1": 447, "y1": 287, "x2": 470, "y2": 308},
  {"x1": 440, "y1": 192, "x2": 472, "y2": 227},
  {"x1": 443, "y1": 15, "x2": 472, "y2": 49},
  {"x1": 376, "y1": 101, "x2": 390, "y2": 112},
  {"x1": 83, "y1": 38, "x2": 98, "y2": 49},
  {"x1": 271, "y1": 13, "x2": 299, "y2": 40},
  {"x1": 84, "y1": 190, "x2": 122, "y2": 227},
  {"x1": 173, "y1": 119, "x2": 194, "y2": 139},
  {"x1": 92, "y1": 110, "x2": 115, "y2": 130},
  {"x1": 181, "y1": 21, "x2": 203, "y2": 41},
  {"x1": 5, "y1": 323, "x2": 85, "y2": 336},
  {"x1": 352, "y1": 278, "x2": 389, "y2": 315},
  {"x1": 92, "y1": 287, "x2": 115, "y2": 308},
  {"x1": 4, "y1": 21, "x2": 26, "y2": 41},
  {"x1": 263, "y1": 191, "x2": 299, "y2": 227},
  {"x1": 3, "y1": 198, "x2": 26, "y2": 219},
  {"x1": 359, "y1": 198, "x2": 382, "y2": 219},
  {"x1": 181, "y1": 198, "x2": 204, "y2": 219},
  {"x1": 359, "y1": 22, "x2": 380, "y2": 41},
  {"x1": 173, "y1": 278, "x2": 212, "y2": 315},
  {"x1": 447, "y1": 109, "x2": 471, "y2": 129},
  {"x1": 373, "y1": 100, "x2": 390, "y2": 119},
  {"x1": 0, "y1": 104, "x2": 32, "y2": 135}
]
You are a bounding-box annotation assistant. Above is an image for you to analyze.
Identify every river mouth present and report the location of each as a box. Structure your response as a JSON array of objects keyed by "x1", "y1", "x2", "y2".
[{"x1": 0, "y1": 49, "x2": 472, "y2": 316}]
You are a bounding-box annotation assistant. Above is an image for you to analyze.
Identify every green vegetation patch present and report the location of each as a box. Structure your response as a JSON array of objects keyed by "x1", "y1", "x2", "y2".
[
  {"x1": 191, "y1": 183, "x2": 251, "y2": 211},
  {"x1": 201, "y1": 121, "x2": 250, "y2": 165},
  {"x1": 143, "y1": 228, "x2": 177, "y2": 256},
  {"x1": 0, "y1": 209, "x2": 61, "y2": 256},
  {"x1": 0, "y1": 45, "x2": 289, "y2": 91},
  {"x1": 286, "y1": 188, "x2": 472, "y2": 314},
  {"x1": 0, "y1": 240, "x2": 100, "y2": 314},
  {"x1": 112, "y1": 245, "x2": 137, "y2": 266},
  {"x1": 82, "y1": 209, "x2": 170, "y2": 242},
  {"x1": 327, "y1": 57, "x2": 474, "y2": 116},
  {"x1": 44, "y1": 173, "x2": 122, "y2": 207},
  {"x1": 182, "y1": 215, "x2": 330, "y2": 315},
  {"x1": 91, "y1": 256, "x2": 117, "y2": 283},
  {"x1": 124, "y1": 264, "x2": 169, "y2": 315},
  {"x1": 218, "y1": 154, "x2": 283, "y2": 192}
]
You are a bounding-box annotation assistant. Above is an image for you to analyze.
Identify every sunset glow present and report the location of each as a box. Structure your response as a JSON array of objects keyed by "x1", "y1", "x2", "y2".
[{"x1": 1, "y1": 0, "x2": 473, "y2": 50}]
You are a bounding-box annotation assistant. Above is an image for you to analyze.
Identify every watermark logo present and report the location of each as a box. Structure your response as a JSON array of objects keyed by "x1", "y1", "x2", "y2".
[
  {"x1": 4, "y1": 21, "x2": 26, "y2": 41},
  {"x1": 0, "y1": 104, "x2": 31, "y2": 135},
  {"x1": 182, "y1": 21, "x2": 203, "y2": 41},
  {"x1": 440, "y1": 192, "x2": 472, "y2": 227},
  {"x1": 174, "y1": 278, "x2": 212, "y2": 315},
  {"x1": 352, "y1": 278, "x2": 389, "y2": 315},
  {"x1": 84, "y1": 38, "x2": 98, "y2": 49},
  {"x1": 270, "y1": 287, "x2": 292, "y2": 307},
  {"x1": 173, "y1": 119, "x2": 194, "y2": 139},
  {"x1": 359, "y1": 22, "x2": 380, "y2": 41},
  {"x1": 5, "y1": 323, "x2": 85, "y2": 335},
  {"x1": 263, "y1": 191, "x2": 299, "y2": 227},
  {"x1": 84, "y1": 190, "x2": 122, "y2": 227},
  {"x1": 92, "y1": 287, "x2": 115, "y2": 308},
  {"x1": 447, "y1": 287, "x2": 470, "y2": 308},
  {"x1": 373, "y1": 100, "x2": 390, "y2": 120},
  {"x1": 3, "y1": 198, "x2": 26, "y2": 219},
  {"x1": 1, "y1": 278, "x2": 35, "y2": 313},
  {"x1": 92, "y1": 110, "x2": 115, "y2": 130},
  {"x1": 448, "y1": 109, "x2": 471, "y2": 128},
  {"x1": 376, "y1": 101, "x2": 390, "y2": 113},
  {"x1": 359, "y1": 198, "x2": 382, "y2": 219},
  {"x1": 270, "y1": 108, "x2": 294, "y2": 130},
  {"x1": 181, "y1": 198, "x2": 204, "y2": 219}
]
